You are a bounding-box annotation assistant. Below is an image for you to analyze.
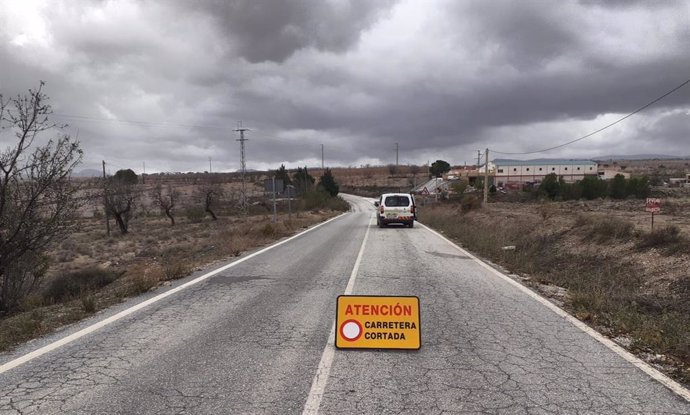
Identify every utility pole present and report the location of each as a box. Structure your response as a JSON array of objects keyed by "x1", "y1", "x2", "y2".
[
  {"x1": 287, "y1": 185, "x2": 293, "y2": 220},
  {"x1": 102, "y1": 160, "x2": 110, "y2": 236},
  {"x1": 272, "y1": 177, "x2": 277, "y2": 223},
  {"x1": 209, "y1": 157, "x2": 212, "y2": 173},
  {"x1": 234, "y1": 122, "x2": 250, "y2": 215},
  {"x1": 477, "y1": 150, "x2": 482, "y2": 168},
  {"x1": 483, "y1": 148, "x2": 490, "y2": 204},
  {"x1": 395, "y1": 142, "x2": 399, "y2": 170},
  {"x1": 142, "y1": 161, "x2": 146, "y2": 185},
  {"x1": 321, "y1": 144, "x2": 324, "y2": 170}
]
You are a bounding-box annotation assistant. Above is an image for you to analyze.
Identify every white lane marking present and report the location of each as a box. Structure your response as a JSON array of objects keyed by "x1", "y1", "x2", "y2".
[
  {"x1": 0, "y1": 212, "x2": 349, "y2": 375},
  {"x1": 302, "y1": 214, "x2": 374, "y2": 415},
  {"x1": 417, "y1": 221, "x2": 690, "y2": 403}
]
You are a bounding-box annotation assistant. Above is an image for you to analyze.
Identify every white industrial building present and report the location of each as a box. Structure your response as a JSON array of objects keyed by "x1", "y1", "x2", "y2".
[{"x1": 493, "y1": 159, "x2": 598, "y2": 185}]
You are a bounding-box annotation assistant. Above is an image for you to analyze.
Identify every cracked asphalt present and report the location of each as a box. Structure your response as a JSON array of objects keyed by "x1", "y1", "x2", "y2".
[{"x1": 1, "y1": 195, "x2": 689, "y2": 414}]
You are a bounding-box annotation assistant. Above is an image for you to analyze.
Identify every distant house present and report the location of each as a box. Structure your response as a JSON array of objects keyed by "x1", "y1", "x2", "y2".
[
  {"x1": 493, "y1": 159, "x2": 598, "y2": 185},
  {"x1": 597, "y1": 168, "x2": 631, "y2": 180}
]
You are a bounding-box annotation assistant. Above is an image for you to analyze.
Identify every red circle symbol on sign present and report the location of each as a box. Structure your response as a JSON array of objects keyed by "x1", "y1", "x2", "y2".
[{"x1": 340, "y1": 319, "x2": 363, "y2": 342}]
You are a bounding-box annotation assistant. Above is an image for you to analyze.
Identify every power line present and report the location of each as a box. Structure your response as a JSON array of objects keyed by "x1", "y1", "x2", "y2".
[
  {"x1": 52, "y1": 112, "x2": 227, "y2": 131},
  {"x1": 491, "y1": 78, "x2": 690, "y2": 156}
]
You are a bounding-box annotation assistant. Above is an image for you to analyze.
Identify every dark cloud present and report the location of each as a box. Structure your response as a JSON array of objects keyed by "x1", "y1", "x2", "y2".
[
  {"x1": 0, "y1": 0, "x2": 688, "y2": 173},
  {"x1": 179, "y1": 0, "x2": 397, "y2": 63}
]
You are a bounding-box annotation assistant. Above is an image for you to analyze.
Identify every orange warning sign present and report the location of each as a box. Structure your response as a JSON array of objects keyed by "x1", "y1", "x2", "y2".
[{"x1": 335, "y1": 296, "x2": 421, "y2": 350}]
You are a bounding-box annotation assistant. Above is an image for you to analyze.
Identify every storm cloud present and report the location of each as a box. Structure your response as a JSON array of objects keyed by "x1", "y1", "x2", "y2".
[{"x1": 0, "y1": 0, "x2": 688, "y2": 173}]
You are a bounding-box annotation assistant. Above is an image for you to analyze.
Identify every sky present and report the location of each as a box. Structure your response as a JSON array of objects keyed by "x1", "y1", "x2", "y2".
[{"x1": 0, "y1": 0, "x2": 688, "y2": 174}]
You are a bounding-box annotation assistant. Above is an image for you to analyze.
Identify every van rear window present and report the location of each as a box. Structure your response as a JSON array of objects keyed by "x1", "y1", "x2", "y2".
[{"x1": 384, "y1": 196, "x2": 411, "y2": 207}]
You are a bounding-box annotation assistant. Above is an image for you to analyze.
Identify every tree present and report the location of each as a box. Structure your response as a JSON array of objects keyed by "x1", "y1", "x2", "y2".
[
  {"x1": 113, "y1": 168, "x2": 138, "y2": 185},
  {"x1": 609, "y1": 174, "x2": 628, "y2": 199},
  {"x1": 105, "y1": 170, "x2": 140, "y2": 234},
  {"x1": 151, "y1": 183, "x2": 179, "y2": 225},
  {"x1": 0, "y1": 82, "x2": 83, "y2": 313},
  {"x1": 293, "y1": 166, "x2": 315, "y2": 194},
  {"x1": 627, "y1": 176, "x2": 650, "y2": 199},
  {"x1": 579, "y1": 176, "x2": 608, "y2": 200},
  {"x1": 559, "y1": 177, "x2": 582, "y2": 200},
  {"x1": 539, "y1": 173, "x2": 560, "y2": 199},
  {"x1": 274, "y1": 164, "x2": 291, "y2": 187},
  {"x1": 430, "y1": 160, "x2": 451, "y2": 178},
  {"x1": 194, "y1": 184, "x2": 223, "y2": 220},
  {"x1": 318, "y1": 168, "x2": 339, "y2": 197}
]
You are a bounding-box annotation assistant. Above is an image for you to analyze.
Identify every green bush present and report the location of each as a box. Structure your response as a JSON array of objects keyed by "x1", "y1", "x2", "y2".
[
  {"x1": 44, "y1": 268, "x2": 121, "y2": 302},
  {"x1": 627, "y1": 176, "x2": 651, "y2": 199},
  {"x1": 580, "y1": 176, "x2": 608, "y2": 200},
  {"x1": 539, "y1": 173, "x2": 561, "y2": 199},
  {"x1": 609, "y1": 174, "x2": 628, "y2": 199},
  {"x1": 318, "y1": 168, "x2": 340, "y2": 197},
  {"x1": 300, "y1": 190, "x2": 349, "y2": 211}
]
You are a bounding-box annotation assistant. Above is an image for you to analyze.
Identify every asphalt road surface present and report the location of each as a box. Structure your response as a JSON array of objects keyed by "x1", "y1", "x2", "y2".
[{"x1": 1, "y1": 194, "x2": 689, "y2": 414}]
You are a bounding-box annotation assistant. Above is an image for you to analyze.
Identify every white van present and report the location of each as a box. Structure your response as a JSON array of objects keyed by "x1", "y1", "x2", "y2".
[{"x1": 374, "y1": 193, "x2": 416, "y2": 228}]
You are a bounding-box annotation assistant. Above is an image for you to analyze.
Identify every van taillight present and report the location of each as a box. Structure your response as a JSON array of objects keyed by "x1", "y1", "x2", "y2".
[
  {"x1": 380, "y1": 206, "x2": 384, "y2": 214},
  {"x1": 410, "y1": 205, "x2": 415, "y2": 214}
]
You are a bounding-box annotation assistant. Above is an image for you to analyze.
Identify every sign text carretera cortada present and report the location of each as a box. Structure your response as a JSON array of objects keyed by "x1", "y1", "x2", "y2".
[{"x1": 335, "y1": 296, "x2": 421, "y2": 350}]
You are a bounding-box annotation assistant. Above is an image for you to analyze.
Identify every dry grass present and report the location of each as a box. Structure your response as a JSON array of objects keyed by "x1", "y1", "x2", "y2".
[{"x1": 0, "y1": 206, "x2": 343, "y2": 353}]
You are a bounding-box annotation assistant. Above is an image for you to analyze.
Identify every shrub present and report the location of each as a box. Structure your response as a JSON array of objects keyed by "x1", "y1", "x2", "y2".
[
  {"x1": 637, "y1": 225, "x2": 687, "y2": 254},
  {"x1": 128, "y1": 272, "x2": 158, "y2": 295},
  {"x1": 300, "y1": 191, "x2": 349, "y2": 212},
  {"x1": 80, "y1": 295, "x2": 96, "y2": 313},
  {"x1": 163, "y1": 262, "x2": 192, "y2": 281},
  {"x1": 609, "y1": 174, "x2": 628, "y2": 199},
  {"x1": 261, "y1": 223, "x2": 276, "y2": 237},
  {"x1": 539, "y1": 173, "x2": 560, "y2": 199},
  {"x1": 44, "y1": 268, "x2": 120, "y2": 303},
  {"x1": 185, "y1": 206, "x2": 206, "y2": 223},
  {"x1": 0, "y1": 310, "x2": 45, "y2": 352},
  {"x1": 627, "y1": 176, "x2": 650, "y2": 199},
  {"x1": 460, "y1": 195, "x2": 482, "y2": 212},
  {"x1": 450, "y1": 180, "x2": 468, "y2": 195},
  {"x1": 580, "y1": 176, "x2": 608, "y2": 200}
]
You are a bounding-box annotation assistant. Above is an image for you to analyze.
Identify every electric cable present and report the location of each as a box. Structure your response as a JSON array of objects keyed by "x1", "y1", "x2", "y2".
[{"x1": 491, "y1": 78, "x2": 690, "y2": 156}]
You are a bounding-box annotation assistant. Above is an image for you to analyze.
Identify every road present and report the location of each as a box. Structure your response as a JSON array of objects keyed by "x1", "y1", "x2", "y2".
[{"x1": 0, "y1": 194, "x2": 689, "y2": 414}]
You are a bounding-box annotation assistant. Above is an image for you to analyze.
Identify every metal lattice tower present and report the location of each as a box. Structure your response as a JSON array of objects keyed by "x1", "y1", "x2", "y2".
[{"x1": 234, "y1": 122, "x2": 250, "y2": 215}]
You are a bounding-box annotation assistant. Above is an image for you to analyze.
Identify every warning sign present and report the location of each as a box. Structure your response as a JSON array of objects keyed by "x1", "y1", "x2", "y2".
[
  {"x1": 335, "y1": 296, "x2": 421, "y2": 350},
  {"x1": 421, "y1": 187, "x2": 430, "y2": 195},
  {"x1": 645, "y1": 198, "x2": 661, "y2": 213}
]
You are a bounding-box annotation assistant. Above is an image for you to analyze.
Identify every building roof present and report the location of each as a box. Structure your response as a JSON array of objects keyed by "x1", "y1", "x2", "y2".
[{"x1": 493, "y1": 158, "x2": 597, "y2": 166}]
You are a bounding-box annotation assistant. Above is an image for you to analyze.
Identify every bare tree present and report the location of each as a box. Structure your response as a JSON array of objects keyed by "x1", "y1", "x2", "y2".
[
  {"x1": 410, "y1": 165, "x2": 421, "y2": 176},
  {"x1": 151, "y1": 183, "x2": 179, "y2": 225},
  {"x1": 194, "y1": 184, "x2": 223, "y2": 220},
  {"x1": 0, "y1": 82, "x2": 83, "y2": 313},
  {"x1": 105, "y1": 170, "x2": 140, "y2": 234}
]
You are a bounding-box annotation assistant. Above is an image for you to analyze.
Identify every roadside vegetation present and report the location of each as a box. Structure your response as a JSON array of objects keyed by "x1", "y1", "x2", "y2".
[
  {"x1": 537, "y1": 172, "x2": 650, "y2": 200},
  {"x1": 0, "y1": 84, "x2": 348, "y2": 352},
  {"x1": 418, "y1": 198, "x2": 690, "y2": 385}
]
